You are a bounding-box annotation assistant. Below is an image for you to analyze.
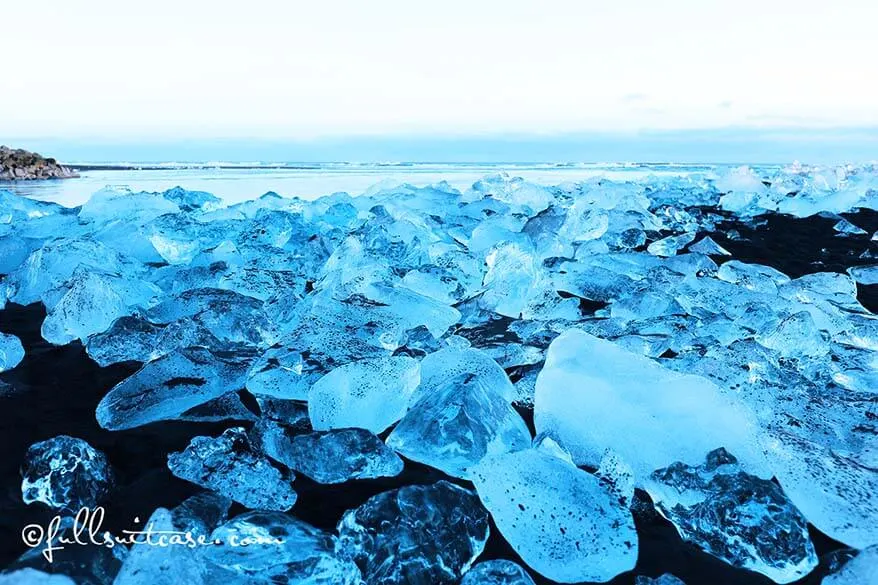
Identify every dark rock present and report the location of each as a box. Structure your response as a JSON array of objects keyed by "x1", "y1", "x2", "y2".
[{"x1": 0, "y1": 146, "x2": 78, "y2": 181}]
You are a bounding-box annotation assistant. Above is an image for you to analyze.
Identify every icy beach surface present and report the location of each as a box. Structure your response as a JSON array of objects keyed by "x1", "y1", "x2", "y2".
[{"x1": 1, "y1": 162, "x2": 878, "y2": 584}]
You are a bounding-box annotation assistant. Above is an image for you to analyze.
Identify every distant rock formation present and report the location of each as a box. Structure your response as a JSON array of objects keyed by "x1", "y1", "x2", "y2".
[{"x1": 0, "y1": 146, "x2": 78, "y2": 180}]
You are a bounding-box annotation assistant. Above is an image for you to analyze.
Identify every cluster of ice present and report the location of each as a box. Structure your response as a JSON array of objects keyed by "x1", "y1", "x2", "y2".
[{"x1": 2, "y1": 163, "x2": 877, "y2": 584}]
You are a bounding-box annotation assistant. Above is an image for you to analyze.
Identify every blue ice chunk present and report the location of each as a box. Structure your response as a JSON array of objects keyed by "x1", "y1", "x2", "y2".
[
  {"x1": 646, "y1": 448, "x2": 817, "y2": 583},
  {"x1": 647, "y1": 233, "x2": 696, "y2": 257},
  {"x1": 0, "y1": 332, "x2": 25, "y2": 372},
  {"x1": 205, "y1": 511, "x2": 362, "y2": 584},
  {"x1": 146, "y1": 288, "x2": 278, "y2": 347},
  {"x1": 716, "y1": 260, "x2": 791, "y2": 294},
  {"x1": 756, "y1": 311, "x2": 829, "y2": 359},
  {"x1": 161, "y1": 186, "x2": 221, "y2": 211},
  {"x1": 0, "y1": 569, "x2": 76, "y2": 585},
  {"x1": 168, "y1": 427, "x2": 297, "y2": 511},
  {"x1": 833, "y1": 219, "x2": 868, "y2": 235},
  {"x1": 112, "y1": 508, "x2": 207, "y2": 585},
  {"x1": 460, "y1": 560, "x2": 536, "y2": 585},
  {"x1": 308, "y1": 356, "x2": 420, "y2": 434},
  {"x1": 337, "y1": 481, "x2": 489, "y2": 585},
  {"x1": 687, "y1": 236, "x2": 731, "y2": 256},
  {"x1": 254, "y1": 423, "x2": 403, "y2": 484},
  {"x1": 821, "y1": 546, "x2": 878, "y2": 585},
  {"x1": 414, "y1": 348, "x2": 516, "y2": 403},
  {"x1": 21, "y1": 436, "x2": 113, "y2": 512},
  {"x1": 534, "y1": 329, "x2": 769, "y2": 480},
  {"x1": 386, "y1": 355, "x2": 531, "y2": 479},
  {"x1": 471, "y1": 445, "x2": 637, "y2": 584},
  {"x1": 849, "y1": 264, "x2": 878, "y2": 285},
  {"x1": 96, "y1": 346, "x2": 251, "y2": 430},
  {"x1": 41, "y1": 270, "x2": 161, "y2": 345}
]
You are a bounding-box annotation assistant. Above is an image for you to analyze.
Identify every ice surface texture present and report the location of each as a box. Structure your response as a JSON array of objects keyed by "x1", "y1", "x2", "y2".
[
  {"x1": 3, "y1": 164, "x2": 878, "y2": 584},
  {"x1": 460, "y1": 560, "x2": 536, "y2": 585}
]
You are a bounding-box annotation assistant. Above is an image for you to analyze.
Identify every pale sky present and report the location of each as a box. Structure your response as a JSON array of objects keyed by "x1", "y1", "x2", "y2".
[{"x1": 2, "y1": 0, "x2": 877, "y2": 142}]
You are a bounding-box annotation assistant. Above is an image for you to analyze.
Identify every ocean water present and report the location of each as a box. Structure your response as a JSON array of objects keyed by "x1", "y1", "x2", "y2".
[{"x1": 1, "y1": 162, "x2": 724, "y2": 207}]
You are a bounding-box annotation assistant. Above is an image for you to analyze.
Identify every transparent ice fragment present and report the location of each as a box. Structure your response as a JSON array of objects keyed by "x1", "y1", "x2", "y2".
[
  {"x1": 460, "y1": 560, "x2": 536, "y2": 585},
  {"x1": 168, "y1": 427, "x2": 297, "y2": 511},
  {"x1": 21, "y1": 436, "x2": 113, "y2": 513},
  {"x1": 0, "y1": 332, "x2": 25, "y2": 372}
]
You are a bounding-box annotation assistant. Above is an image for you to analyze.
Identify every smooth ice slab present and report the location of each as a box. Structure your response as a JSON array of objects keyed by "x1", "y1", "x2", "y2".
[
  {"x1": 645, "y1": 448, "x2": 817, "y2": 583},
  {"x1": 471, "y1": 445, "x2": 637, "y2": 583},
  {"x1": 337, "y1": 480, "x2": 489, "y2": 585},
  {"x1": 96, "y1": 346, "x2": 250, "y2": 430},
  {"x1": 308, "y1": 356, "x2": 420, "y2": 434},
  {"x1": 21, "y1": 435, "x2": 113, "y2": 512},
  {"x1": 205, "y1": 511, "x2": 362, "y2": 584},
  {"x1": 534, "y1": 329, "x2": 768, "y2": 479},
  {"x1": 460, "y1": 560, "x2": 536, "y2": 585},
  {"x1": 386, "y1": 356, "x2": 531, "y2": 479},
  {"x1": 255, "y1": 423, "x2": 403, "y2": 484},
  {"x1": 168, "y1": 427, "x2": 297, "y2": 511},
  {"x1": 0, "y1": 332, "x2": 25, "y2": 372}
]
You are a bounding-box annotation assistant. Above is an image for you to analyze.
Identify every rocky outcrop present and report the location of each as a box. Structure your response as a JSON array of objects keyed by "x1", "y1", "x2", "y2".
[{"x1": 0, "y1": 146, "x2": 78, "y2": 180}]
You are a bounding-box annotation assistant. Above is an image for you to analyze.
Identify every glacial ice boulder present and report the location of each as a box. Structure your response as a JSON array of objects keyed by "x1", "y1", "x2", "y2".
[
  {"x1": 0, "y1": 332, "x2": 25, "y2": 372},
  {"x1": 96, "y1": 346, "x2": 251, "y2": 430},
  {"x1": 21, "y1": 436, "x2": 113, "y2": 512},
  {"x1": 205, "y1": 511, "x2": 362, "y2": 584},
  {"x1": 255, "y1": 423, "x2": 403, "y2": 484},
  {"x1": 763, "y1": 430, "x2": 878, "y2": 549},
  {"x1": 167, "y1": 427, "x2": 297, "y2": 511},
  {"x1": 460, "y1": 560, "x2": 536, "y2": 585},
  {"x1": 534, "y1": 329, "x2": 768, "y2": 479},
  {"x1": 308, "y1": 356, "x2": 420, "y2": 434},
  {"x1": 337, "y1": 481, "x2": 489, "y2": 585},
  {"x1": 471, "y1": 444, "x2": 638, "y2": 583},
  {"x1": 645, "y1": 448, "x2": 817, "y2": 583},
  {"x1": 386, "y1": 360, "x2": 531, "y2": 479}
]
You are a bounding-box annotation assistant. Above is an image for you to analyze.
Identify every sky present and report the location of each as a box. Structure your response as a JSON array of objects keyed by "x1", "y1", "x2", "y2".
[{"x1": 2, "y1": 0, "x2": 877, "y2": 161}]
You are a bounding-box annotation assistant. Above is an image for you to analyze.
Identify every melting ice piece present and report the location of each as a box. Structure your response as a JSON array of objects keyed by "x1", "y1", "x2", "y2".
[
  {"x1": 645, "y1": 448, "x2": 817, "y2": 583},
  {"x1": 647, "y1": 233, "x2": 696, "y2": 257},
  {"x1": 245, "y1": 345, "x2": 311, "y2": 401},
  {"x1": 41, "y1": 270, "x2": 160, "y2": 345},
  {"x1": 308, "y1": 356, "x2": 420, "y2": 434},
  {"x1": 460, "y1": 560, "x2": 536, "y2": 585},
  {"x1": 0, "y1": 570, "x2": 76, "y2": 585},
  {"x1": 96, "y1": 346, "x2": 250, "y2": 430},
  {"x1": 833, "y1": 219, "x2": 868, "y2": 236},
  {"x1": 21, "y1": 436, "x2": 113, "y2": 512},
  {"x1": 763, "y1": 430, "x2": 878, "y2": 549},
  {"x1": 337, "y1": 481, "x2": 489, "y2": 585},
  {"x1": 716, "y1": 260, "x2": 790, "y2": 294},
  {"x1": 167, "y1": 427, "x2": 297, "y2": 511},
  {"x1": 205, "y1": 511, "x2": 361, "y2": 584},
  {"x1": 471, "y1": 446, "x2": 638, "y2": 584},
  {"x1": 534, "y1": 329, "x2": 768, "y2": 480},
  {"x1": 635, "y1": 575, "x2": 687, "y2": 585},
  {"x1": 821, "y1": 546, "x2": 878, "y2": 585},
  {"x1": 848, "y1": 264, "x2": 878, "y2": 285},
  {"x1": 255, "y1": 423, "x2": 403, "y2": 484},
  {"x1": 0, "y1": 332, "x2": 24, "y2": 372},
  {"x1": 386, "y1": 365, "x2": 531, "y2": 479},
  {"x1": 113, "y1": 508, "x2": 207, "y2": 585},
  {"x1": 687, "y1": 236, "x2": 731, "y2": 256}
]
